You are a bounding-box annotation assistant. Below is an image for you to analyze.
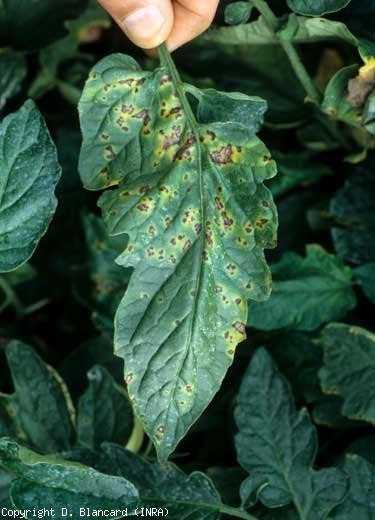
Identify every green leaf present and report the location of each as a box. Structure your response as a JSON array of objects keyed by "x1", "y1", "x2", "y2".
[
  {"x1": 77, "y1": 365, "x2": 133, "y2": 449},
  {"x1": 247, "y1": 245, "x2": 356, "y2": 331},
  {"x1": 0, "y1": 49, "x2": 26, "y2": 111},
  {"x1": 225, "y1": 2, "x2": 253, "y2": 25},
  {"x1": 235, "y1": 348, "x2": 348, "y2": 518},
  {"x1": 286, "y1": 0, "x2": 352, "y2": 16},
  {"x1": 0, "y1": 439, "x2": 139, "y2": 519},
  {"x1": 0, "y1": 100, "x2": 61, "y2": 272},
  {"x1": 203, "y1": 14, "x2": 357, "y2": 47},
  {"x1": 268, "y1": 151, "x2": 332, "y2": 197},
  {"x1": 354, "y1": 263, "x2": 375, "y2": 302},
  {"x1": 330, "y1": 454, "x2": 375, "y2": 518},
  {"x1": 266, "y1": 332, "x2": 323, "y2": 403},
  {"x1": 330, "y1": 167, "x2": 375, "y2": 264},
  {"x1": 6, "y1": 340, "x2": 75, "y2": 452},
  {"x1": 0, "y1": 0, "x2": 88, "y2": 50},
  {"x1": 201, "y1": 16, "x2": 277, "y2": 46},
  {"x1": 321, "y1": 65, "x2": 362, "y2": 127},
  {"x1": 319, "y1": 323, "x2": 375, "y2": 424},
  {"x1": 277, "y1": 14, "x2": 357, "y2": 45},
  {"x1": 78, "y1": 52, "x2": 277, "y2": 460},
  {"x1": 101, "y1": 443, "x2": 223, "y2": 519},
  {"x1": 187, "y1": 85, "x2": 267, "y2": 134}
]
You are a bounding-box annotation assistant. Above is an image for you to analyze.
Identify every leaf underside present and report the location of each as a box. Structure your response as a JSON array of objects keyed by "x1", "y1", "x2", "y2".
[{"x1": 79, "y1": 53, "x2": 277, "y2": 460}]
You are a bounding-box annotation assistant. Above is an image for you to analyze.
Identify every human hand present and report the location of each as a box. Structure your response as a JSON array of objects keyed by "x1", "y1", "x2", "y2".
[{"x1": 97, "y1": 0, "x2": 219, "y2": 51}]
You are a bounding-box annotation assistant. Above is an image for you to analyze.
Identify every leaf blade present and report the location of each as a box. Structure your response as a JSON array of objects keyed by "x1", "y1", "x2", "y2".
[
  {"x1": 78, "y1": 53, "x2": 277, "y2": 460},
  {"x1": 0, "y1": 100, "x2": 61, "y2": 272}
]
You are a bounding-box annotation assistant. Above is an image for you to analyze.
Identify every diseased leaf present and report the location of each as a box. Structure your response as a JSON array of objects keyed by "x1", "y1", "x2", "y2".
[
  {"x1": 102, "y1": 443, "x2": 223, "y2": 519},
  {"x1": 331, "y1": 455, "x2": 375, "y2": 518},
  {"x1": 0, "y1": 439, "x2": 139, "y2": 519},
  {"x1": 354, "y1": 263, "x2": 375, "y2": 302},
  {"x1": 286, "y1": 0, "x2": 352, "y2": 16},
  {"x1": 0, "y1": 100, "x2": 61, "y2": 272},
  {"x1": 330, "y1": 167, "x2": 375, "y2": 264},
  {"x1": 0, "y1": 49, "x2": 26, "y2": 111},
  {"x1": 77, "y1": 365, "x2": 133, "y2": 449},
  {"x1": 6, "y1": 341, "x2": 75, "y2": 453},
  {"x1": 225, "y1": 1, "x2": 253, "y2": 25},
  {"x1": 78, "y1": 53, "x2": 277, "y2": 460},
  {"x1": 319, "y1": 323, "x2": 375, "y2": 424},
  {"x1": 235, "y1": 348, "x2": 348, "y2": 518},
  {"x1": 247, "y1": 245, "x2": 356, "y2": 331}
]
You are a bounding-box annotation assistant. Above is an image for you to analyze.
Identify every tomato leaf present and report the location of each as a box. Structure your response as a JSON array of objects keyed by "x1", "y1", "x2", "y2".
[
  {"x1": 6, "y1": 341, "x2": 75, "y2": 452},
  {"x1": 331, "y1": 454, "x2": 375, "y2": 518},
  {"x1": 78, "y1": 52, "x2": 277, "y2": 460},
  {"x1": 247, "y1": 245, "x2": 356, "y2": 331},
  {"x1": 330, "y1": 167, "x2": 375, "y2": 264},
  {"x1": 0, "y1": 439, "x2": 139, "y2": 518},
  {"x1": 319, "y1": 323, "x2": 375, "y2": 424},
  {"x1": 353, "y1": 263, "x2": 375, "y2": 302},
  {"x1": 101, "y1": 443, "x2": 223, "y2": 520},
  {"x1": 0, "y1": 100, "x2": 61, "y2": 272},
  {"x1": 286, "y1": 0, "x2": 352, "y2": 17},
  {"x1": 235, "y1": 348, "x2": 348, "y2": 517},
  {"x1": 77, "y1": 365, "x2": 133, "y2": 449}
]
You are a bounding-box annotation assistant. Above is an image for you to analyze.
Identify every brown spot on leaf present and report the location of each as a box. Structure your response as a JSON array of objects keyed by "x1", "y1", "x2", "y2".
[
  {"x1": 133, "y1": 109, "x2": 150, "y2": 125},
  {"x1": 215, "y1": 196, "x2": 224, "y2": 210},
  {"x1": 233, "y1": 321, "x2": 246, "y2": 334},
  {"x1": 162, "y1": 125, "x2": 182, "y2": 150},
  {"x1": 211, "y1": 144, "x2": 233, "y2": 164},
  {"x1": 173, "y1": 133, "x2": 196, "y2": 162}
]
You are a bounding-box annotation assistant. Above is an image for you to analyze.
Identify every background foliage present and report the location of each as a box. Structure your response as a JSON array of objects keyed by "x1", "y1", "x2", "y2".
[{"x1": 0, "y1": 0, "x2": 375, "y2": 518}]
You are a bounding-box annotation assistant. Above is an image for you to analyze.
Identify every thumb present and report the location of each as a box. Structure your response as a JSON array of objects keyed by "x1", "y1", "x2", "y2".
[{"x1": 98, "y1": 0, "x2": 174, "y2": 49}]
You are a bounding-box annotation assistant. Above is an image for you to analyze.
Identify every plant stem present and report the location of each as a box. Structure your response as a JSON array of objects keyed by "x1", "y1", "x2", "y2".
[
  {"x1": 0, "y1": 276, "x2": 24, "y2": 316},
  {"x1": 281, "y1": 41, "x2": 321, "y2": 102},
  {"x1": 252, "y1": 0, "x2": 321, "y2": 103},
  {"x1": 251, "y1": 0, "x2": 278, "y2": 29},
  {"x1": 219, "y1": 504, "x2": 260, "y2": 520},
  {"x1": 157, "y1": 44, "x2": 197, "y2": 127}
]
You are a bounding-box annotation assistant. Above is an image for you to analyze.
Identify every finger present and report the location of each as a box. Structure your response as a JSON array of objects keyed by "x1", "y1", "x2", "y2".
[
  {"x1": 166, "y1": 0, "x2": 219, "y2": 51},
  {"x1": 98, "y1": 0, "x2": 174, "y2": 49}
]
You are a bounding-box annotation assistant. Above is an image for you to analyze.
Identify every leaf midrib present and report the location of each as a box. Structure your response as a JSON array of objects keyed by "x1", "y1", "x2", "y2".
[{"x1": 157, "y1": 46, "x2": 207, "y2": 455}]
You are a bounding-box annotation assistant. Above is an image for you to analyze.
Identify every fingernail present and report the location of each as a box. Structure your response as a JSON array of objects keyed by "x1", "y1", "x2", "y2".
[{"x1": 122, "y1": 6, "x2": 165, "y2": 45}]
